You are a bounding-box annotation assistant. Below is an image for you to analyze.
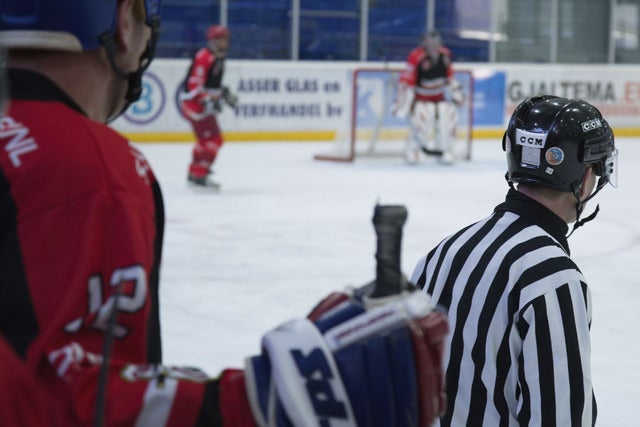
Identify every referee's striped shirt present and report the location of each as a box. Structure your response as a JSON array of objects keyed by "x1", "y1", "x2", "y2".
[{"x1": 411, "y1": 189, "x2": 596, "y2": 426}]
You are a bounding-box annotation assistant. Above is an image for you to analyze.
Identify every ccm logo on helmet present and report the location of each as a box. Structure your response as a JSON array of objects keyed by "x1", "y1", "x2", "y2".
[
  {"x1": 515, "y1": 129, "x2": 548, "y2": 147},
  {"x1": 581, "y1": 118, "x2": 602, "y2": 132}
]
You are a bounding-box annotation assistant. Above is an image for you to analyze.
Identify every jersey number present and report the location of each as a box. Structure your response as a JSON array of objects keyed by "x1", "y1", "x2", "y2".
[{"x1": 64, "y1": 265, "x2": 147, "y2": 339}]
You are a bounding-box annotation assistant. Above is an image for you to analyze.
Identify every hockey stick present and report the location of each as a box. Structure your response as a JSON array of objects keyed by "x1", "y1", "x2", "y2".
[
  {"x1": 94, "y1": 283, "x2": 122, "y2": 427},
  {"x1": 369, "y1": 204, "x2": 411, "y2": 298},
  {"x1": 417, "y1": 144, "x2": 444, "y2": 157},
  {"x1": 309, "y1": 204, "x2": 411, "y2": 317}
]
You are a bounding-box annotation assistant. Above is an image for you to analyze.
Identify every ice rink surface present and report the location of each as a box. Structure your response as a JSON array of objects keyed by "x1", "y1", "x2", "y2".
[{"x1": 136, "y1": 137, "x2": 640, "y2": 426}]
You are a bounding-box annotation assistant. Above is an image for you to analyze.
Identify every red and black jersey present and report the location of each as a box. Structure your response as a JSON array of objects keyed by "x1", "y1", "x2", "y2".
[
  {"x1": 0, "y1": 336, "x2": 49, "y2": 426},
  {"x1": 399, "y1": 45, "x2": 454, "y2": 102},
  {"x1": 180, "y1": 47, "x2": 226, "y2": 114},
  {"x1": 0, "y1": 69, "x2": 251, "y2": 426}
]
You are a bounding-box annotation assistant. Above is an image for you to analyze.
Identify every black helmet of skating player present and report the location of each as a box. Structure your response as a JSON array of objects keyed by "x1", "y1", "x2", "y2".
[
  {"x1": 503, "y1": 95, "x2": 617, "y2": 193},
  {"x1": 503, "y1": 95, "x2": 618, "y2": 234}
]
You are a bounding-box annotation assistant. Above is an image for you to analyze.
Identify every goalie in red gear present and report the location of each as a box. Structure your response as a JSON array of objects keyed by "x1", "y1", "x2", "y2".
[
  {"x1": 179, "y1": 24, "x2": 237, "y2": 190},
  {"x1": 394, "y1": 30, "x2": 463, "y2": 165}
]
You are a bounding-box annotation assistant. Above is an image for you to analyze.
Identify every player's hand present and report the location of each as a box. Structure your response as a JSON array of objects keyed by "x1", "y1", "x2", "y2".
[
  {"x1": 391, "y1": 83, "x2": 413, "y2": 118},
  {"x1": 222, "y1": 86, "x2": 239, "y2": 108},
  {"x1": 202, "y1": 98, "x2": 223, "y2": 114},
  {"x1": 446, "y1": 80, "x2": 465, "y2": 106},
  {"x1": 242, "y1": 289, "x2": 448, "y2": 426}
]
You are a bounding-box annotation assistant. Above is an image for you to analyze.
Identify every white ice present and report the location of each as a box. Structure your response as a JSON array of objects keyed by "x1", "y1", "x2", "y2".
[{"x1": 136, "y1": 138, "x2": 640, "y2": 427}]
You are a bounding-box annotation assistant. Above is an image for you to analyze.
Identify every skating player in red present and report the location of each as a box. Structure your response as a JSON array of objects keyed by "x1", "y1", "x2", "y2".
[
  {"x1": 0, "y1": 1, "x2": 447, "y2": 425},
  {"x1": 179, "y1": 24, "x2": 238, "y2": 190}
]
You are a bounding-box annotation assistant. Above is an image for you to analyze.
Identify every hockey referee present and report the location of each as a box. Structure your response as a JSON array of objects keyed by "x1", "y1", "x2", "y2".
[{"x1": 411, "y1": 95, "x2": 618, "y2": 426}]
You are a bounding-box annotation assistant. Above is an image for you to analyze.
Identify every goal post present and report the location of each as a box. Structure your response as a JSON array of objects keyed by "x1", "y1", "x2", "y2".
[{"x1": 314, "y1": 67, "x2": 474, "y2": 162}]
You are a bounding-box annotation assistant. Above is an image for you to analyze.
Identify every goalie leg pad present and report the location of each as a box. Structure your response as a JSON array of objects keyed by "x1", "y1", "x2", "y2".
[
  {"x1": 410, "y1": 102, "x2": 436, "y2": 147},
  {"x1": 435, "y1": 102, "x2": 458, "y2": 153}
]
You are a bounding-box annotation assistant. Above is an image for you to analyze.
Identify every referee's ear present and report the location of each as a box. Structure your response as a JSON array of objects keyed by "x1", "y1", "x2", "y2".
[{"x1": 578, "y1": 166, "x2": 597, "y2": 201}]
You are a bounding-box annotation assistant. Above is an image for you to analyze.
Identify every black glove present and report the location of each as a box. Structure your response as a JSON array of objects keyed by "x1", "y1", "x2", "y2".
[{"x1": 222, "y1": 86, "x2": 239, "y2": 108}]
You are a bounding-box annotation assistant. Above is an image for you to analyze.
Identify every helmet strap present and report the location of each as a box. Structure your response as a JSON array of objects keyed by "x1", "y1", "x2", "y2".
[
  {"x1": 568, "y1": 204, "x2": 599, "y2": 237},
  {"x1": 98, "y1": 12, "x2": 159, "y2": 123},
  {"x1": 99, "y1": 32, "x2": 145, "y2": 122},
  {"x1": 567, "y1": 177, "x2": 605, "y2": 237},
  {"x1": 505, "y1": 172, "x2": 516, "y2": 190}
]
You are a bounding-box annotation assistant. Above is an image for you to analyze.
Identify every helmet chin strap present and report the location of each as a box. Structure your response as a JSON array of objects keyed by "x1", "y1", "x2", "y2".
[
  {"x1": 567, "y1": 177, "x2": 606, "y2": 237},
  {"x1": 98, "y1": 32, "x2": 150, "y2": 123},
  {"x1": 100, "y1": 22, "x2": 156, "y2": 123},
  {"x1": 568, "y1": 203, "x2": 599, "y2": 237}
]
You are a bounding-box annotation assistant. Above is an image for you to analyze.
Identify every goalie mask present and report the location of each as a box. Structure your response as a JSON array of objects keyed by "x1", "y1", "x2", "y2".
[
  {"x1": 422, "y1": 29, "x2": 442, "y2": 57},
  {"x1": 503, "y1": 95, "x2": 618, "y2": 233},
  {"x1": 0, "y1": 0, "x2": 162, "y2": 120}
]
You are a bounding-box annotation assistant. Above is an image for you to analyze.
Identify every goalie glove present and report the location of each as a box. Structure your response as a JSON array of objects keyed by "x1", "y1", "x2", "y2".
[
  {"x1": 446, "y1": 80, "x2": 465, "y2": 106},
  {"x1": 391, "y1": 83, "x2": 414, "y2": 118},
  {"x1": 243, "y1": 289, "x2": 448, "y2": 427}
]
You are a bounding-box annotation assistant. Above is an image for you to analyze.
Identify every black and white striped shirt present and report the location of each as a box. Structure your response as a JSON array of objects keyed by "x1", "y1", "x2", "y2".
[{"x1": 411, "y1": 189, "x2": 596, "y2": 426}]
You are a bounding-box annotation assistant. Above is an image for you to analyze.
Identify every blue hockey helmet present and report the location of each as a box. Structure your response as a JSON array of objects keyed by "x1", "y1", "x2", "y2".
[
  {"x1": 0, "y1": 0, "x2": 161, "y2": 51},
  {"x1": 0, "y1": 0, "x2": 162, "y2": 120}
]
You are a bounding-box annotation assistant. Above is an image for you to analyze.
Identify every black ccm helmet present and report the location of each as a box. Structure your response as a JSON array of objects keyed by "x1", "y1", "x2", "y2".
[
  {"x1": 503, "y1": 95, "x2": 617, "y2": 193},
  {"x1": 503, "y1": 95, "x2": 618, "y2": 233}
]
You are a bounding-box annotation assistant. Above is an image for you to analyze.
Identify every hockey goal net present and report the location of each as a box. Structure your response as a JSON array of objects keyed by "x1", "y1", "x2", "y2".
[{"x1": 314, "y1": 67, "x2": 474, "y2": 162}]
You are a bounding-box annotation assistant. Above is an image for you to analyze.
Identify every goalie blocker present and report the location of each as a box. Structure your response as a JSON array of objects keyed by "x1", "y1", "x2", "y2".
[{"x1": 219, "y1": 289, "x2": 448, "y2": 426}]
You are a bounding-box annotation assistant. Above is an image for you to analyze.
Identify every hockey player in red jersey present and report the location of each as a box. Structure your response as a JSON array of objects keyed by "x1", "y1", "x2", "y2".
[
  {"x1": 0, "y1": 1, "x2": 447, "y2": 426},
  {"x1": 393, "y1": 30, "x2": 464, "y2": 164},
  {"x1": 179, "y1": 24, "x2": 238, "y2": 190},
  {"x1": 0, "y1": 48, "x2": 50, "y2": 427}
]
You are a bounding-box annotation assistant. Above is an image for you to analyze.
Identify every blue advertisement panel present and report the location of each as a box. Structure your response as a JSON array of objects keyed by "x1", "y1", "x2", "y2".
[{"x1": 471, "y1": 70, "x2": 506, "y2": 127}]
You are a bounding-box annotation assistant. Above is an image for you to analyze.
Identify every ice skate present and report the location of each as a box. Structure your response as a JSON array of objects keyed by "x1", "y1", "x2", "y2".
[
  {"x1": 438, "y1": 151, "x2": 455, "y2": 165},
  {"x1": 404, "y1": 138, "x2": 423, "y2": 165},
  {"x1": 404, "y1": 147, "x2": 421, "y2": 165},
  {"x1": 188, "y1": 173, "x2": 221, "y2": 191}
]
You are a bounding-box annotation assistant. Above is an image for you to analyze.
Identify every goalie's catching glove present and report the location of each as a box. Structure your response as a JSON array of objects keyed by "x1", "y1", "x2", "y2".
[
  {"x1": 446, "y1": 80, "x2": 465, "y2": 106},
  {"x1": 235, "y1": 289, "x2": 447, "y2": 426},
  {"x1": 391, "y1": 83, "x2": 414, "y2": 118}
]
